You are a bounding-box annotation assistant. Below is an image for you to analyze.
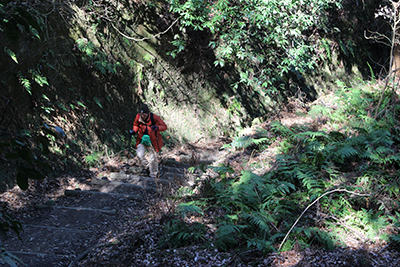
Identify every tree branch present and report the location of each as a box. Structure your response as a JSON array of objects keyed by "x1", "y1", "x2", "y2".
[
  {"x1": 110, "y1": 17, "x2": 181, "y2": 42},
  {"x1": 278, "y1": 188, "x2": 370, "y2": 251}
]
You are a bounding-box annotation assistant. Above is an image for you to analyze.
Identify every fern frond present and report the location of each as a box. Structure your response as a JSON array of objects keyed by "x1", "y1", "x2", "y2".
[
  {"x1": 328, "y1": 131, "x2": 346, "y2": 141},
  {"x1": 235, "y1": 171, "x2": 264, "y2": 187},
  {"x1": 375, "y1": 146, "x2": 393, "y2": 156},
  {"x1": 175, "y1": 186, "x2": 194, "y2": 198},
  {"x1": 216, "y1": 222, "x2": 247, "y2": 237},
  {"x1": 275, "y1": 181, "x2": 296, "y2": 196},
  {"x1": 215, "y1": 221, "x2": 247, "y2": 251},
  {"x1": 295, "y1": 168, "x2": 324, "y2": 194},
  {"x1": 387, "y1": 155, "x2": 400, "y2": 163},
  {"x1": 300, "y1": 131, "x2": 328, "y2": 142},
  {"x1": 391, "y1": 234, "x2": 400, "y2": 245},
  {"x1": 253, "y1": 137, "x2": 269, "y2": 145},
  {"x1": 243, "y1": 211, "x2": 274, "y2": 232},
  {"x1": 227, "y1": 135, "x2": 254, "y2": 149},
  {"x1": 272, "y1": 202, "x2": 297, "y2": 219},
  {"x1": 247, "y1": 237, "x2": 274, "y2": 252},
  {"x1": 271, "y1": 121, "x2": 294, "y2": 138},
  {"x1": 176, "y1": 201, "x2": 204, "y2": 218},
  {"x1": 336, "y1": 145, "x2": 358, "y2": 160},
  {"x1": 308, "y1": 227, "x2": 335, "y2": 250},
  {"x1": 209, "y1": 166, "x2": 235, "y2": 175},
  {"x1": 308, "y1": 104, "x2": 333, "y2": 118}
]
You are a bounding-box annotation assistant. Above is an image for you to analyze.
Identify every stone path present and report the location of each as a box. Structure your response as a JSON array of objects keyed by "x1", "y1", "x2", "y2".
[{"x1": 2, "y1": 159, "x2": 196, "y2": 267}]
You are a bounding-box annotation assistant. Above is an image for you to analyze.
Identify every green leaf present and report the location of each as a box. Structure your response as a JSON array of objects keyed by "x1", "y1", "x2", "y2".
[
  {"x1": 93, "y1": 97, "x2": 102, "y2": 108},
  {"x1": 20, "y1": 167, "x2": 45, "y2": 180},
  {"x1": 32, "y1": 70, "x2": 49, "y2": 87},
  {"x1": 17, "y1": 72, "x2": 31, "y2": 94},
  {"x1": 29, "y1": 25, "x2": 40, "y2": 39},
  {"x1": 42, "y1": 94, "x2": 50, "y2": 101},
  {"x1": 36, "y1": 135, "x2": 50, "y2": 155},
  {"x1": 4, "y1": 47, "x2": 18, "y2": 63},
  {"x1": 0, "y1": 250, "x2": 25, "y2": 267},
  {"x1": 176, "y1": 202, "x2": 204, "y2": 218},
  {"x1": 16, "y1": 172, "x2": 28, "y2": 190},
  {"x1": 77, "y1": 101, "x2": 86, "y2": 108},
  {"x1": 18, "y1": 149, "x2": 32, "y2": 163}
]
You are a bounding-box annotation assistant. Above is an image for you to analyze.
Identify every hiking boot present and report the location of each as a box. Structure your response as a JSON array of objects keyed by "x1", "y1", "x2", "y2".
[
  {"x1": 141, "y1": 168, "x2": 150, "y2": 176},
  {"x1": 149, "y1": 172, "x2": 159, "y2": 179}
]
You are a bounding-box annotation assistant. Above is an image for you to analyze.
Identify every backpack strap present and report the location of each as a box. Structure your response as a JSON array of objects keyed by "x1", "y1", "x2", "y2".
[{"x1": 150, "y1": 113, "x2": 155, "y2": 126}]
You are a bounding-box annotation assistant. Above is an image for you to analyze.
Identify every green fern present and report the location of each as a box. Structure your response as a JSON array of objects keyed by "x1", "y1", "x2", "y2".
[
  {"x1": 390, "y1": 234, "x2": 400, "y2": 245},
  {"x1": 31, "y1": 69, "x2": 48, "y2": 87},
  {"x1": 176, "y1": 201, "x2": 204, "y2": 218},
  {"x1": 189, "y1": 83, "x2": 400, "y2": 252},
  {"x1": 4, "y1": 47, "x2": 18, "y2": 63},
  {"x1": 299, "y1": 131, "x2": 329, "y2": 142},
  {"x1": 295, "y1": 168, "x2": 324, "y2": 194},
  {"x1": 275, "y1": 181, "x2": 296, "y2": 196},
  {"x1": 215, "y1": 221, "x2": 247, "y2": 251},
  {"x1": 242, "y1": 210, "x2": 273, "y2": 233},
  {"x1": 175, "y1": 186, "x2": 195, "y2": 198},
  {"x1": 246, "y1": 237, "x2": 274, "y2": 253},
  {"x1": 271, "y1": 121, "x2": 294, "y2": 138},
  {"x1": 222, "y1": 133, "x2": 269, "y2": 150},
  {"x1": 209, "y1": 165, "x2": 235, "y2": 176},
  {"x1": 335, "y1": 145, "x2": 359, "y2": 161},
  {"x1": 306, "y1": 228, "x2": 335, "y2": 250},
  {"x1": 308, "y1": 105, "x2": 333, "y2": 118},
  {"x1": 18, "y1": 72, "x2": 31, "y2": 95},
  {"x1": 158, "y1": 219, "x2": 206, "y2": 248}
]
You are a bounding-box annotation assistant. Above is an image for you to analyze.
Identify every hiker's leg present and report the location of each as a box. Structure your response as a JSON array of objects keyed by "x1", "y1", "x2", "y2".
[
  {"x1": 136, "y1": 144, "x2": 149, "y2": 170},
  {"x1": 148, "y1": 146, "x2": 159, "y2": 178}
]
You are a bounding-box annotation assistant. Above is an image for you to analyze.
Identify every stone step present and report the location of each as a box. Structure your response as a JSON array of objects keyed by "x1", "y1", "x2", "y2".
[
  {"x1": 4, "y1": 251, "x2": 71, "y2": 267},
  {"x1": 92, "y1": 176, "x2": 168, "y2": 192},
  {"x1": 161, "y1": 171, "x2": 186, "y2": 179},
  {"x1": 64, "y1": 189, "x2": 143, "y2": 201},
  {"x1": 108, "y1": 173, "x2": 172, "y2": 184},
  {"x1": 35, "y1": 204, "x2": 117, "y2": 215},
  {"x1": 3, "y1": 226, "x2": 95, "y2": 258},
  {"x1": 160, "y1": 165, "x2": 187, "y2": 173},
  {"x1": 16, "y1": 206, "x2": 117, "y2": 231},
  {"x1": 23, "y1": 224, "x2": 92, "y2": 232}
]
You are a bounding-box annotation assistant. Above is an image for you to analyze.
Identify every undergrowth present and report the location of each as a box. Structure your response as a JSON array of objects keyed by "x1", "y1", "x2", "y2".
[{"x1": 160, "y1": 81, "x2": 400, "y2": 255}]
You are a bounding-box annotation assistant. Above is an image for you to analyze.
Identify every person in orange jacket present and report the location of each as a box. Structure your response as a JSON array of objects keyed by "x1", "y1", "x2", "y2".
[{"x1": 129, "y1": 104, "x2": 167, "y2": 178}]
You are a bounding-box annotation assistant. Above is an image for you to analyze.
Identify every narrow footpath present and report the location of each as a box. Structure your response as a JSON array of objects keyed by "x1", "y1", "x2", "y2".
[{"x1": 1, "y1": 142, "x2": 221, "y2": 267}]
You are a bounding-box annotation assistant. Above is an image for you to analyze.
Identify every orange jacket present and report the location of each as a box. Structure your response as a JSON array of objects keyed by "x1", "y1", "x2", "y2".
[{"x1": 132, "y1": 113, "x2": 167, "y2": 152}]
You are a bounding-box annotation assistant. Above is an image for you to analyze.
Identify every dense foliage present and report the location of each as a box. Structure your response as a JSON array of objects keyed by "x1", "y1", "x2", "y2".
[
  {"x1": 165, "y1": 82, "x2": 400, "y2": 253},
  {"x1": 169, "y1": 0, "x2": 342, "y2": 100}
]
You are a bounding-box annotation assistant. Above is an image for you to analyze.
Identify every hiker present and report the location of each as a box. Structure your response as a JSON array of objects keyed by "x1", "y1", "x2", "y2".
[{"x1": 129, "y1": 104, "x2": 167, "y2": 178}]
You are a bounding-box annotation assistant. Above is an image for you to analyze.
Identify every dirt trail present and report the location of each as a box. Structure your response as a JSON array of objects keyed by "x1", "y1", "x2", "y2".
[
  {"x1": 1, "y1": 142, "x2": 224, "y2": 267},
  {"x1": 5, "y1": 127, "x2": 400, "y2": 267}
]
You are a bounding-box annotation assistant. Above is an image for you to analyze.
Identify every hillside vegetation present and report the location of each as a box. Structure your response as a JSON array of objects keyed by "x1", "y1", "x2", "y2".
[{"x1": 2, "y1": 0, "x2": 400, "y2": 265}]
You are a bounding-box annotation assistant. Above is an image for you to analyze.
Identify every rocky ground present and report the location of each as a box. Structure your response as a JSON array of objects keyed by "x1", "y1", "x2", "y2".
[{"x1": 2, "y1": 114, "x2": 400, "y2": 266}]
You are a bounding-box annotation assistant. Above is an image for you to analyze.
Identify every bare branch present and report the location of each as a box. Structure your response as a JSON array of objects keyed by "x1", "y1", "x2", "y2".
[
  {"x1": 110, "y1": 17, "x2": 181, "y2": 42},
  {"x1": 364, "y1": 30, "x2": 391, "y2": 46},
  {"x1": 278, "y1": 188, "x2": 370, "y2": 251}
]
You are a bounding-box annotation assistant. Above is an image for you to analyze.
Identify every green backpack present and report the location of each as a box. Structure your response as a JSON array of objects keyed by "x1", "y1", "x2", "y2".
[
  {"x1": 140, "y1": 134, "x2": 152, "y2": 146},
  {"x1": 140, "y1": 113, "x2": 155, "y2": 146}
]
